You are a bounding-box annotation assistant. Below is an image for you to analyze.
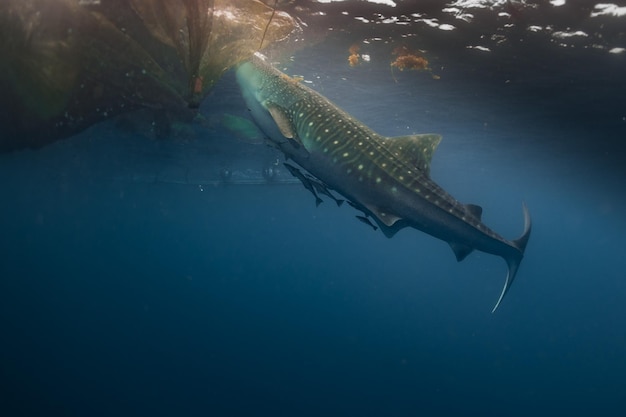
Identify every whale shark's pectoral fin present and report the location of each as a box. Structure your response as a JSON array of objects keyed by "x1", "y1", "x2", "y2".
[
  {"x1": 265, "y1": 101, "x2": 296, "y2": 139},
  {"x1": 382, "y1": 133, "x2": 442, "y2": 176}
]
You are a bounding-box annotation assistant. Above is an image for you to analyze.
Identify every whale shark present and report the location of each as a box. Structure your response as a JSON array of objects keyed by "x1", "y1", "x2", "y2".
[{"x1": 236, "y1": 52, "x2": 531, "y2": 312}]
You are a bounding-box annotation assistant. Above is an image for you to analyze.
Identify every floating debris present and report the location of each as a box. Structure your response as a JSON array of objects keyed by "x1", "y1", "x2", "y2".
[
  {"x1": 391, "y1": 45, "x2": 429, "y2": 71},
  {"x1": 348, "y1": 44, "x2": 361, "y2": 66}
]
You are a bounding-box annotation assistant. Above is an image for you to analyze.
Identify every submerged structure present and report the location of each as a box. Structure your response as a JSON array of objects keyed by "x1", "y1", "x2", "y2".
[{"x1": 0, "y1": 0, "x2": 297, "y2": 151}]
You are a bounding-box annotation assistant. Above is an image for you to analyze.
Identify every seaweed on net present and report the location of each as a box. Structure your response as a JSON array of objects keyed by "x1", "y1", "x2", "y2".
[
  {"x1": 130, "y1": 0, "x2": 296, "y2": 107},
  {"x1": 0, "y1": 0, "x2": 298, "y2": 150}
]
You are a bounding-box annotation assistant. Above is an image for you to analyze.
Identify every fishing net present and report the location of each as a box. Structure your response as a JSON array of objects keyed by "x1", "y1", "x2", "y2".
[{"x1": 0, "y1": 0, "x2": 297, "y2": 150}]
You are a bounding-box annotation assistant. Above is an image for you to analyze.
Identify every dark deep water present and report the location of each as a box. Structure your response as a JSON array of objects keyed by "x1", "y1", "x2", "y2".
[{"x1": 2, "y1": 2, "x2": 626, "y2": 416}]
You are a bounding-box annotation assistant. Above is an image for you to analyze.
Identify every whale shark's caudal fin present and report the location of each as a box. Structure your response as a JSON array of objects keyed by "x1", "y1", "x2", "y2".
[{"x1": 492, "y1": 202, "x2": 532, "y2": 313}]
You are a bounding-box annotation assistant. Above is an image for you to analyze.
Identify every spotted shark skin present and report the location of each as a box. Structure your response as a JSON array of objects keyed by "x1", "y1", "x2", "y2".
[{"x1": 236, "y1": 52, "x2": 531, "y2": 312}]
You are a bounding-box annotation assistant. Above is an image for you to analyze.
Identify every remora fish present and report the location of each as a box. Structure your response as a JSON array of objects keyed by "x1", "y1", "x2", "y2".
[
  {"x1": 236, "y1": 52, "x2": 531, "y2": 312},
  {"x1": 355, "y1": 215, "x2": 378, "y2": 231},
  {"x1": 283, "y1": 162, "x2": 323, "y2": 207}
]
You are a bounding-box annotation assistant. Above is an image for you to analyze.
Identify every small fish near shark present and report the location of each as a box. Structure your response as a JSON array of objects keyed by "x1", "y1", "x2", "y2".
[
  {"x1": 236, "y1": 52, "x2": 531, "y2": 312},
  {"x1": 355, "y1": 215, "x2": 378, "y2": 231},
  {"x1": 282, "y1": 162, "x2": 323, "y2": 206},
  {"x1": 284, "y1": 162, "x2": 345, "y2": 207}
]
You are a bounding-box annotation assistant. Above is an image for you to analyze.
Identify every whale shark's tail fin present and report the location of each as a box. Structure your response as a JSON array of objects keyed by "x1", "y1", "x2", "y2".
[{"x1": 492, "y1": 202, "x2": 532, "y2": 313}]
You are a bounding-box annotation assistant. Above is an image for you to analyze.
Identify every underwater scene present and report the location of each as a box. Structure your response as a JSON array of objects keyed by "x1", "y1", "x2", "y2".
[{"x1": 1, "y1": 1, "x2": 625, "y2": 416}]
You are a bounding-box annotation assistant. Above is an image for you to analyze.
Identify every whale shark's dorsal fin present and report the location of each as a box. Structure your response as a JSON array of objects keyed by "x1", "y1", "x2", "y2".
[
  {"x1": 381, "y1": 134, "x2": 442, "y2": 176},
  {"x1": 464, "y1": 204, "x2": 483, "y2": 220}
]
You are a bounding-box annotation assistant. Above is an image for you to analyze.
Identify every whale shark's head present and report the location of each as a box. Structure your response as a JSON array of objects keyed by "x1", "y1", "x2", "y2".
[
  {"x1": 236, "y1": 53, "x2": 279, "y2": 107},
  {"x1": 236, "y1": 57, "x2": 266, "y2": 102},
  {"x1": 236, "y1": 53, "x2": 293, "y2": 147}
]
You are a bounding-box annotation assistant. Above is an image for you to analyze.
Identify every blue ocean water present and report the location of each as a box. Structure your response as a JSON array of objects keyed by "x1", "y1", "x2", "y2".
[{"x1": 2, "y1": 6, "x2": 626, "y2": 417}]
